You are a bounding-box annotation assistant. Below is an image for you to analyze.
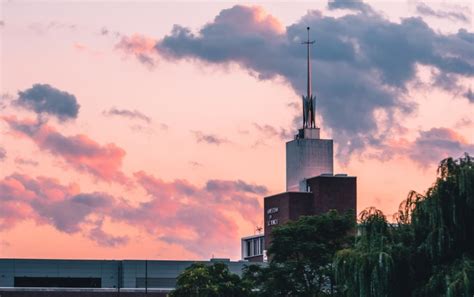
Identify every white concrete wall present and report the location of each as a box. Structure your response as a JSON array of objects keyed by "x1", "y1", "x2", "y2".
[{"x1": 286, "y1": 138, "x2": 333, "y2": 191}]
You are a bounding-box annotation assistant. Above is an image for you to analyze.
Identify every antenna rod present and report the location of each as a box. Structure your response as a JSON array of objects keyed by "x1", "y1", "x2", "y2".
[{"x1": 307, "y1": 27, "x2": 311, "y2": 99}]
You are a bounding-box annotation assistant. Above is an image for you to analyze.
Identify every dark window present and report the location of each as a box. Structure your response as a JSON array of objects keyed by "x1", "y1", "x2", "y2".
[
  {"x1": 14, "y1": 277, "x2": 101, "y2": 288},
  {"x1": 136, "y1": 277, "x2": 176, "y2": 288},
  {"x1": 246, "y1": 240, "x2": 251, "y2": 257}
]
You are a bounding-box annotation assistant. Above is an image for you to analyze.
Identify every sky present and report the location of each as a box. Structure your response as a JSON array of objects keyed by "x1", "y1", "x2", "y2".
[{"x1": 0, "y1": 0, "x2": 473, "y2": 260}]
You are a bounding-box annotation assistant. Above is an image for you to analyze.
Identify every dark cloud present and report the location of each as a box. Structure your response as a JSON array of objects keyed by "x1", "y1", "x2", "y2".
[
  {"x1": 431, "y1": 71, "x2": 462, "y2": 92},
  {"x1": 206, "y1": 179, "x2": 268, "y2": 195},
  {"x1": 0, "y1": 147, "x2": 6, "y2": 161},
  {"x1": 0, "y1": 21, "x2": 4, "y2": 27},
  {"x1": 464, "y1": 88, "x2": 474, "y2": 103},
  {"x1": 191, "y1": 130, "x2": 229, "y2": 145},
  {"x1": 3, "y1": 117, "x2": 128, "y2": 183},
  {"x1": 145, "y1": 4, "x2": 473, "y2": 162},
  {"x1": 1, "y1": 93, "x2": 13, "y2": 110},
  {"x1": 88, "y1": 220, "x2": 129, "y2": 247},
  {"x1": 100, "y1": 27, "x2": 122, "y2": 38},
  {"x1": 455, "y1": 117, "x2": 473, "y2": 128},
  {"x1": 15, "y1": 84, "x2": 80, "y2": 121},
  {"x1": 327, "y1": 0, "x2": 372, "y2": 13},
  {"x1": 416, "y1": 2, "x2": 470, "y2": 23},
  {"x1": 253, "y1": 123, "x2": 293, "y2": 140},
  {"x1": 33, "y1": 192, "x2": 115, "y2": 233},
  {"x1": 14, "y1": 157, "x2": 39, "y2": 167},
  {"x1": 103, "y1": 107, "x2": 152, "y2": 124},
  {"x1": 377, "y1": 127, "x2": 474, "y2": 166},
  {"x1": 409, "y1": 128, "x2": 474, "y2": 166}
]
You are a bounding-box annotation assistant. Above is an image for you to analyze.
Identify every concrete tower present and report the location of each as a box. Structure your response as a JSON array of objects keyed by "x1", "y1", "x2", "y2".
[{"x1": 286, "y1": 27, "x2": 334, "y2": 191}]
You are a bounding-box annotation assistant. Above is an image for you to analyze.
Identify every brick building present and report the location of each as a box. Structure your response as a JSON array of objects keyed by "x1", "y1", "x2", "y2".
[{"x1": 263, "y1": 174, "x2": 356, "y2": 249}]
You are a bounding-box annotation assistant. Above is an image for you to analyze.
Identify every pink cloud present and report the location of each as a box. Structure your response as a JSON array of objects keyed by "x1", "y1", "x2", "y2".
[
  {"x1": 377, "y1": 127, "x2": 473, "y2": 166},
  {"x1": 0, "y1": 173, "x2": 124, "y2": 245},
  {"x1": 127, "y1": 171, "x2": 265, "y2": 256},
  {"x1": 408, "y1": 128, "x2": 473, "y2": 166},
  {"x1": 0, "y1": 174, "x2": 77, "y2": 230},
  {"x1": 0, "y1": 170, "x2": 266, "y2": 257},
  {"x1": 115, "y1": 34, "x2": 158, "y2": 68},
  {"x1": 0, "y1": 201, "x2": 34, "y2": 231},
  {"x1": 211, "y1": 5, "x2": 284, "y2": 35},
  {"x1": 3, "y1": 116, "x2": 128, "y2": 183}
]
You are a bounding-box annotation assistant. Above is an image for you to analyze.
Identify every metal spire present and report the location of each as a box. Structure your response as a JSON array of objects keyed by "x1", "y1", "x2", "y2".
[
  {"x1": 301, "y1": 27, "x2": 316, "y2": 129},
  {"x1": 303, "y1": 27, "x2": 315, "y2": 99}
]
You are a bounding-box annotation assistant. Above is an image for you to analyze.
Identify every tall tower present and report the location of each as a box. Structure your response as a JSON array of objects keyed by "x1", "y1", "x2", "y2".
[
  {"x1": 242, "y1": 28, "x2": 357, "y2": 262},
  {"x1": 286, "y1": 27, "x2": 334, "y2": 191}
]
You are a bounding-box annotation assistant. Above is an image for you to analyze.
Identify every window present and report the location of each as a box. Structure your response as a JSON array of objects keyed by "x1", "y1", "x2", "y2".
[
  {"x1": 244, "y1": 237, "x2": 264, "y2": 258},
  {"x1": 253, "y1": 239, "x2": 258, "y2": 256},
  {"x1": 14, "y1": 277, "x2": 101, "y2": 288}
]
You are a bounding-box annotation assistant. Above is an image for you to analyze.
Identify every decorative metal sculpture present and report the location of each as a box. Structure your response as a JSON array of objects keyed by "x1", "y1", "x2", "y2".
[{"x1": 302, "y1": 27, "x2": 316, "y2": 129}]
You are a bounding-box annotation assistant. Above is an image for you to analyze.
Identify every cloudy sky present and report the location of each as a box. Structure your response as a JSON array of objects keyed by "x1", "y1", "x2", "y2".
[{"x1": 0, "y1": 0, "x2": 473, "y2": 260}]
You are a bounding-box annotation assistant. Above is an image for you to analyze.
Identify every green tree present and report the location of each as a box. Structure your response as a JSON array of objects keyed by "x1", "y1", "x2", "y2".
[
  {"x1": 169, "y1": 262, "x2": 251, "y2": 297},
  {"x1": 334, "y1": 208, "x2": 410, "y2": 297},
  {"x1": 409, "y1": 154, "x2": 474, "y2": 297},
  {"x1": 244, "y1": 210, "x2": 356, "y2": 297},
  {"x1": 335, "y1": 154, "x2": 474, "y2": 297}
]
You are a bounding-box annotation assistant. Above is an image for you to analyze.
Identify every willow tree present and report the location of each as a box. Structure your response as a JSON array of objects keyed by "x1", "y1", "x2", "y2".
[
  {"x1": 408, "y1": 154, "x2": 474, "y2": 297},
  {"x1": 334, "y1": 207, "x2": 403, "y2": 297},
  {"x1": 335, "y1": 154, "x2": 474, "y2": 297}
]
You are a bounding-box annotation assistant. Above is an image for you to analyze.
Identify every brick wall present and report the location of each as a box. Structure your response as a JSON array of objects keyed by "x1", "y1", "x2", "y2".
[{"x1": 263, "y1": 175, "x2": 357, "y2": 252}]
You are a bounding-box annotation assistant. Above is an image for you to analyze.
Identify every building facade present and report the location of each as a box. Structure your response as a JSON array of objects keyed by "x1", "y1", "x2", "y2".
[
  {"x1": 264, "y1": 175, "x2": 356, "y2": 249},
  {"x1": 0, "y1": 258, "x2": 252, "y2": 292},
  {"x1": 286, "y1": 128, "x2": 333, "y2": 191},
  {"x1": 240, "y1": 234, "x2": 265, "y2": 262}
]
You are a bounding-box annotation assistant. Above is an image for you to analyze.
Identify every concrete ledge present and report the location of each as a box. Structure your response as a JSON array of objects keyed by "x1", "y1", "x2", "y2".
[{"x1": 0, "y1": 287, "x2": 170, "y2": 297}]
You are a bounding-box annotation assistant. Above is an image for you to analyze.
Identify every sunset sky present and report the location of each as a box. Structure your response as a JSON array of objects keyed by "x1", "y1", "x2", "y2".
[{"x1": 1, "y1": 0, "x2": 473, "y2": 260}]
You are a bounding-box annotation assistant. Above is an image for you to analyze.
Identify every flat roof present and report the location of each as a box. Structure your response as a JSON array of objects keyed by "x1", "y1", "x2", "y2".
[{"x1": 241, "y1": 234, "x2": 264, "y2": 240}]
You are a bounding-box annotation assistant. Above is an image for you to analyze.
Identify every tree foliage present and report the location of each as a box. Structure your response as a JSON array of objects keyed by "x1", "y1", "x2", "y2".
[
  {"x1": 169, "y1": 262, "x2": 251, "y2": 297},
  {"x1": 335, "y1": 154, "x2": 474, "y2": 297},
  {"x1": 244, "y1": 210, "x2": 356, "y2": 296}
]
